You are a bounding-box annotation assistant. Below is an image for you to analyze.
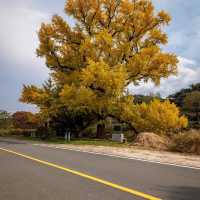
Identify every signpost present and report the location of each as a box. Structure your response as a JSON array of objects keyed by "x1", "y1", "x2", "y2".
[
  {"x1": 65, "y1": 131, "x2": 71, "y2": 142},
  {"x1": 111, "y1": 124, "x2": 126, "y2": 143}
]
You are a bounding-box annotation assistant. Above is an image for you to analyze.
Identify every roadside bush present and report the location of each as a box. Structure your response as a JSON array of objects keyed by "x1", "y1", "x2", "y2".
[
  {"x1": 0, "y1": 128, "x2": 35, "y2": 137},
  {"x1": 35, "y1": 126, "x2": 56, "y2": 140},
  {"x1": 123, "y1": 130, "x2": 136, "y2": 142},
  {"x1": 21, "y1": 129, "x2": 36, "y2": 137},
  {"x1": 81, "y1": 125, "x2": 97, "y2": 138},
  {"x1": 129, "y1": 99, "x2": 188, "y2": 135},
  {"x1": 171, "y1": 130, "x2": 200, "y2": 154},
  {"x1": 0, "y1": 129, "x2": 11, "y2": 136}
]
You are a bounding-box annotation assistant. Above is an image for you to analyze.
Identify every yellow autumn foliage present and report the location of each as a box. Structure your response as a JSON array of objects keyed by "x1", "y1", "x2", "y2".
[
  {"x1": 80, "y1": 60, "x2": 127, "y2": 97},
  {"x1": 20, "y1": 0, "x2": 187, "y2": 134},
  {"x1": 118, "y1": 99, "x2": 188, "y2": 134}
]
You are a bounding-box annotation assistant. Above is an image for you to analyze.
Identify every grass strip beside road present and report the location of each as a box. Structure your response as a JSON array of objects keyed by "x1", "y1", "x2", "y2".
[
  {"x1": 0, "y1": 147, "x2": 161, "y2": 200},
  {"x1": 13, "y1": 136, "x2": 130, "y2": 146}
]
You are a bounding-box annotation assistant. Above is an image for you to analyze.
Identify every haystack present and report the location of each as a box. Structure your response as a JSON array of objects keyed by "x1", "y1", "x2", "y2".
[{"x1": 134, "y1": 132, "x2": 169, "y2": 150}]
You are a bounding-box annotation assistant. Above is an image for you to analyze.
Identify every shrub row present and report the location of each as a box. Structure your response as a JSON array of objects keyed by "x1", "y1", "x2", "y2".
[{"x1": 0, "y1": 129, "x2": 36, "y2": 137}]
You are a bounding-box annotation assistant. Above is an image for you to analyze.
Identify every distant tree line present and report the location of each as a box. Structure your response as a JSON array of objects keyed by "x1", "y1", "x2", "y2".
[
  {"x1": 168, "y1": 83, "x2": 200, "y2": 128},
  {"x1": 0, "y1": 111, "x2": 39, "y2": 130}
]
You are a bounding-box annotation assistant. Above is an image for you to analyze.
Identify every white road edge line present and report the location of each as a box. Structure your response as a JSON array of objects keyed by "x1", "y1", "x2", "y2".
[{"x1": 33, "y1": 144, "x2": 200, "y2": 170}]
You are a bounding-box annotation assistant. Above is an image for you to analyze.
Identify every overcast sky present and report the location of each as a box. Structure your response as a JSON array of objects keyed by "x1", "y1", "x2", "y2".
[{"x1": 0, "y1": 0, "x2": 200, "y2": 112}]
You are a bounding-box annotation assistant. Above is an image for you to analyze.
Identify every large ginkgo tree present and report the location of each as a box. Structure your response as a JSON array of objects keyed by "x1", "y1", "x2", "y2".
[{"x1": 21, "y1": 0, "x2": 187, "y2": 137}]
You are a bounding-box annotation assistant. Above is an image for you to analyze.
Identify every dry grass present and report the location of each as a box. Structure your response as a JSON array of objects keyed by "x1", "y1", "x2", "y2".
[{"x1": 171, "y1": 129, "x2": 200, "y2": 155}]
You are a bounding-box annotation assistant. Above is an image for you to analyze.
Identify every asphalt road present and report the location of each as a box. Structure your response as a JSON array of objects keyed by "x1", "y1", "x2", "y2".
[{"x1": 0, "y1": 138, "x2": 200, "y2": 200}]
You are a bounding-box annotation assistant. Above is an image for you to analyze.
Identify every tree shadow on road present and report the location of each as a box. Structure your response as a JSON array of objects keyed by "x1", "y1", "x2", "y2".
[
  {"x1": 158, "y1": 185, "x2": 200, "y2": 200},
  {"x1": 0, "y1": 139, "x2": 26, "y2": 145}
]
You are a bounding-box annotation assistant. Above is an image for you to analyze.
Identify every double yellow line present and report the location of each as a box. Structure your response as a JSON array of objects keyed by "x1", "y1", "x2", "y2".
[{"x1": 0, "y1": 147, "x2": 161, "y2": 200}]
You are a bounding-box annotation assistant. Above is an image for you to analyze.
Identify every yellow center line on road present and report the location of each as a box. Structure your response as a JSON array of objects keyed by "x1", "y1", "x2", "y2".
[{"x1": 0, "y1": 147, "x2": 161, "y2": 200}]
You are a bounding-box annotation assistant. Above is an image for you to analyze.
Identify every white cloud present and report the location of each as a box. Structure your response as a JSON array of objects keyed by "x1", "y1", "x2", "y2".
[
  {"x1": 0, "y1": 1, "x2": 51, "y2": 74},
  {"x1": 0, "y1": 0, "x2": 52, "y2": 112},
  {"x1": 129, "y1": 57, "x2": 200, "y2": 97}
]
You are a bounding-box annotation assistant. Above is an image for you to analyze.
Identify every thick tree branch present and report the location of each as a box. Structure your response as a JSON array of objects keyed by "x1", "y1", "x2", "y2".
[
  {"x1": 108, "y1": 113, "x2": 139, "y2": 134},
  {"x1": 50, "y1": 50, "x2": 75, "y2": 72}
]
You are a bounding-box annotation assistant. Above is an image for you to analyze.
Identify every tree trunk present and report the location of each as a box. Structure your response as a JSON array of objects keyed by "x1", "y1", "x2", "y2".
[
  {"x1": 96, "y1": 123, "x2": 106, "y2": 138},
  {"x1": 74, "y1": 131, "x2": 79, "y2": 138}
]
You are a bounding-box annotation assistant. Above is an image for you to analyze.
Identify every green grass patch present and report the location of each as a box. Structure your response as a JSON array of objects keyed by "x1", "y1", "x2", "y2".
[{"x1": 12, "y1": 135, "x2": 130, "y2": 147}]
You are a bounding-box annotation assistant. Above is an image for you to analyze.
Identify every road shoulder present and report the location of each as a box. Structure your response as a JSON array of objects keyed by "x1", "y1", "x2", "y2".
[
  {"x1": 1, "y1": 137, "x2": 200, "y2": 169},
  {"x1": 33, "y1": 143, "x2": 200, "y2": 169}
]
